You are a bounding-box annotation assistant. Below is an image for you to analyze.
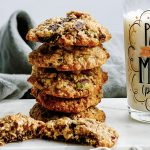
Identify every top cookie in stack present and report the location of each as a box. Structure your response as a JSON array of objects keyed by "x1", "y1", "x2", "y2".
[
  {"x1": 27, "y1": 11, "x2": 110, "y2": 115},
  {"x1": 26, "y1": 11, "x2": 111, "y2": 48}
]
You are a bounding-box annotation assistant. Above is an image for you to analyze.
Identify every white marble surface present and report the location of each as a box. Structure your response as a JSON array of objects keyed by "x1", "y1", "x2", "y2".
[{"x1": 0, "y1": 98, "x2": 150, "y2": 150}]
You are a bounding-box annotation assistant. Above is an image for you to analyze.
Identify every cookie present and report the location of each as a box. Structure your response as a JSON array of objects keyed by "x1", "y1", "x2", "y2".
[
  {"x1": 26, "y1": 11, "x2": 111, "y2": 47},
  {"x1": 28, "y1": 43, "x2": 109, "y2": 71},
  {"x1": 40, "y1": 117, "x2": 119, "y2": 147},
  {"x1": 31, "y1": 87, "x2": 102, "y2": 113},
  {"x1": 29, "y1": 103, "x2": 106, "y2": 122},
  {"x1": 0, "y1": 113, "x2": 44, "y2": 146},
  {"x1": 0, "y1": 114, "x2": 118, "y2": 147},
  {"x1": 28, "y1": 67, "x2": 107, "y2": 98}
]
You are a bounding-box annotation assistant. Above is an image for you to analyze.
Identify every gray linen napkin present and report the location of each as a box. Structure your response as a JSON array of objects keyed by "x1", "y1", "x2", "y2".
[
  {"x1": 0, "y1": 10, "x2": 126, "y2": 100},
  {"x1": 0, "y1": 10, "x2": 36, "y2": 74},
  {"x1": 0, "y1": 10, "x2": 36, "y2": 100},
  {"x1": 103, "y1": 32, "x2": 127, "y2": 98},
  {"x1": 0, "y1": 74, "x2": 31, "y2": 100}
]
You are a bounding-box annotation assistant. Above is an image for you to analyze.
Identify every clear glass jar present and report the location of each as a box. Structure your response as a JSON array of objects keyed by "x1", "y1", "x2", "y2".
[{"x1": 124, "y1": 0, "x2": 150, "y2": 122}]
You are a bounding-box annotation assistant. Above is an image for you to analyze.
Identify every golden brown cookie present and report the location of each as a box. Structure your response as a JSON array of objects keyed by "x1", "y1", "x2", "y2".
[
  {"x1": 28, "y1": 43, "x2": 109, "y2": 71},
  {"x1": 40, "y1": 117, "x2": 119, "y2": 147},
  {"x1": 29, "y1": 103, "x2": 106, "y2": 122},
  {"x1": 0, "y1": 113, "x2": 44, "y2": 146},
  {"x1": 31, "y1": 87, "x2": 103, "y2": 113},
  {"x1": 0, "y1": 114, "x2": 118, "y2": 147},
  {"x1": 28, "y1": 67, "x2": 107, "y2": 98},
  {"x1": 26, "y1": 11, "x2": 111, "y2": 47}
]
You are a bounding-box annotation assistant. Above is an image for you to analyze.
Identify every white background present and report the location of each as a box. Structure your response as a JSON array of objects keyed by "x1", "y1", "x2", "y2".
[{"x1": 0, "y1": 0, "x2": 124, "y2": 32}]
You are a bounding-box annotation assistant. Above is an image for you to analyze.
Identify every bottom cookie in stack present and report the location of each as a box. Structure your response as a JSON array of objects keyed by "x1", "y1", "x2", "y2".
[
  {"x1": 31, "y1": 87, "x2": 103, "y2": 113},
  {"x1": 29, "y1": 103, "x2": 106, "y2": 123}
]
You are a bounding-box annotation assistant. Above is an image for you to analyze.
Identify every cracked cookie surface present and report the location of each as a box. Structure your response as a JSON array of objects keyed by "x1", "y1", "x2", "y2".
[
  {"x1": 40, "y1": 117, "x2": 119, "y2": 147},
  {"x1": 0, "y1": 114, "x2": 118, "y2": 148},
  {"x1": 0, "y1": 113, "x2": 44, "y2": 146},
  {"x1": 26, "y1": 11, "x2": 111, "y2": 47}
]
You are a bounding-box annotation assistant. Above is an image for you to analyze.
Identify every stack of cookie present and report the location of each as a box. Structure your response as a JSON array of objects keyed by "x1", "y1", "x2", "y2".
[{"x1": 26, "y1": 11, "x2": 110, "y2": 123}]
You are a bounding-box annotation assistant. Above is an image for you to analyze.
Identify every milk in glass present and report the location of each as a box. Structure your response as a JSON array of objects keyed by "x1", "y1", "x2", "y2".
[{"x1": 124, "y1": 1, "x2": 150, "y2": 122}]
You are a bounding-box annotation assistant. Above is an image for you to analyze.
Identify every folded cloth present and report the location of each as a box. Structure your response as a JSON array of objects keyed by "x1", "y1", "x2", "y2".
[
  {"x1": 0, "y1": 10, "x2": 126, "y2": 100},
  {"x1": 103, "y1": 32, "x2": 127, "y2": 98},
  {"x1": 0, "y1": 10, "x2": 36, "y2": 100},
  {"x1": 0, "y1": 10, "x2": 36, "y2": 74},
  {"x1": 0, "y1": 74, "x2": 31, "y2": 100}
]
